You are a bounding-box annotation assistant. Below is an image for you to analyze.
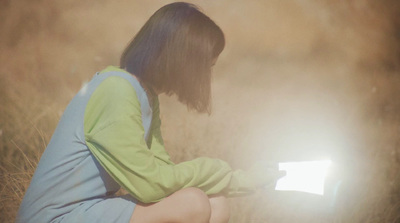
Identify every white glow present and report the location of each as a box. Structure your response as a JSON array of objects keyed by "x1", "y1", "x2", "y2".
[{"x1": 275, "y1": 160, "x2": 332, "y2": 195}]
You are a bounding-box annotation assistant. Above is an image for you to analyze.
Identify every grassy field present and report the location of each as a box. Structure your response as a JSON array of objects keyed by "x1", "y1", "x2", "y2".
[{"x1": 1, "y1": 0, "x2": 400, "y2": 222}]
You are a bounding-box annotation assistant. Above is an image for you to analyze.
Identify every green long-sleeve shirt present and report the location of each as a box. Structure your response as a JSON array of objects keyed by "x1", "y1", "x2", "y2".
[{"x1": 84, "y1": 66, "x2": 273, "y2": 203}]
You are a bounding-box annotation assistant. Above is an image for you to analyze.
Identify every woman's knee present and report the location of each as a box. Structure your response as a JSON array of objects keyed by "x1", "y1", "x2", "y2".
[{"x1": 176, "y1": 187, "x2": 211, "y2": 222}]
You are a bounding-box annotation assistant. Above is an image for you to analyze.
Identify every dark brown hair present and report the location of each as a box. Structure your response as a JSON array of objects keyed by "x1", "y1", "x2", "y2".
[{"x1": 120, "y1": 2, "x2": 225, "y2": 113}]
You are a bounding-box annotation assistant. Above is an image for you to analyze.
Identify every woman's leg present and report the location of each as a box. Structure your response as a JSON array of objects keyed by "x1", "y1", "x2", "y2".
[{"x1": 129, "y1": 187, "x2": 230, "y2": 223}]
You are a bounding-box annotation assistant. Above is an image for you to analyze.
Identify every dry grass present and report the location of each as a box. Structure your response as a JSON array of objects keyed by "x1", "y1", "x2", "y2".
[{"x1": 1, "y1": 0, "x2": 400, "y2": 222}]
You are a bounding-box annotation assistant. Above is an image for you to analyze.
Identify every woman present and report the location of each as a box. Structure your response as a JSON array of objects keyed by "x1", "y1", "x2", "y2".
[{"x1": 17, "y1": 2, "x2": 283, "y2": 223}]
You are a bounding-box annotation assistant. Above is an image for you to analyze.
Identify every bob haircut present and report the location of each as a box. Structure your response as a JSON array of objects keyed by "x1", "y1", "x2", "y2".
[{"x1": 120, "y1": 2, "x2": 225, "y2": 113}]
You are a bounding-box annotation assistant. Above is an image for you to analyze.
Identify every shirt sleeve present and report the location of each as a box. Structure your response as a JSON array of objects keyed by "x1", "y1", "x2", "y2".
[{"x1": 84, "y1": 76, "x2": 272, "y2": 203}]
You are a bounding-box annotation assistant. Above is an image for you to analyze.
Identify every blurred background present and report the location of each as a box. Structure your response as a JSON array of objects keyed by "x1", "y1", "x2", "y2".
[{"x1": 1, "y1": 0, "x2": 399, "y2": 222}]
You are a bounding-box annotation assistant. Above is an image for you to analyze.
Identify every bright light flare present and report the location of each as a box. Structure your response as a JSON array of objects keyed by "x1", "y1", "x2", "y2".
[{"x1": 275, "y1": 160, "x2": 332, "y2": 195}]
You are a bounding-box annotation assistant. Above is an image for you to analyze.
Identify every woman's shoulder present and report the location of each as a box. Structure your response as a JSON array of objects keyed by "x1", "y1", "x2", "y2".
[
  {"x1": 84, "y1": 73, "x2": 142, "y2": 131},
  {"x1": 93, "y1": 66, "x2": 139, "y2": 97},
  {"x1": 96, "y1": 66, "x2": 146, "y2": 97}
]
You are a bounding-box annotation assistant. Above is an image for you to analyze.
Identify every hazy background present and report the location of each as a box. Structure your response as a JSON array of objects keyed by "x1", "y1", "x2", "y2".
[{"x1": 1, "y1": 0, "x2": 399, "y2": 222}]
